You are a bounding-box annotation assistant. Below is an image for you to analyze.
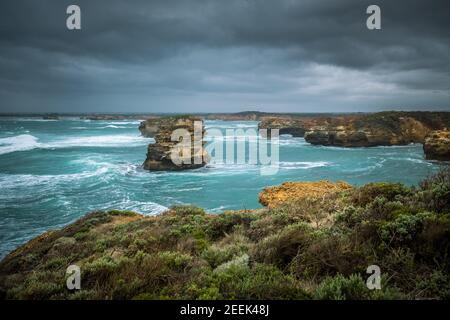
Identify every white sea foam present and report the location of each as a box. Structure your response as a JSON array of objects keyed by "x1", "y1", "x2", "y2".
[
  {"x1": 0, "y1": 133, "x2": 150, "y2": 155},
  {"x1": 279, "y1": 161, "x2": 331, "y2": 169},
  {"x1": 0, "y1": 134, "x2": 40, "y2": 155},
  {"x1": 209, "y1": 205, "x2": 232, "y2": 212},
  {"x1": 177, "y1": 187, "x2": 204, "y2": 192},
  {"x1": 108, "y1": 199, "x2": 168, "y2": 215},
  {"x1": 46, "y1": 134, "x2": 149, "y2": 148},
  {"x1": 387, "y1": 157, "x2": 428, "y2": 164},
  {"x1": 70, "y1": 158, "x2": 142, "y2": 176},
  {"x1": 102, "y1": 125, "x2": 127, "y2": 129},
  {"x1": 0, "y1": 167, "x2": 110, "y2": 189},
  {"x1": 277, "y1": 138, "x2": 308, "y2": 146},
  {"x1": 107, "y1": 121, "x2": 141, "y2": 125},
  {"x1": 18, "y1": 118, "x2": 57, "y2": 122}
]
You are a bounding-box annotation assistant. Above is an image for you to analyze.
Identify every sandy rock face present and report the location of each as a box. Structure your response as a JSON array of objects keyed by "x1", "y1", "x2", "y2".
[
  {"x1": 258, "y1": 117, "x2": 329, "y2": 137},
  {"x1": 259, "y1": 180, "x2": 352, "y2": 207},
  {"x1": 139, "y1": 117, "x2": 167, "y2": 137},
  {"x1": 257, "y1": 112, "x2": 449, "y2": 148},
  {"x1": 423, "y1": 130, "x2": 450, "y2": 161},
  {"x1": 142, "y1": 116, "x2": 208, "y2": 171},
  {"x1": 304, "y1": 113, "x2": 446, "y2": 147},
  {"x1": 258, "y1": 117, "x2": 308, "y2": 137}
]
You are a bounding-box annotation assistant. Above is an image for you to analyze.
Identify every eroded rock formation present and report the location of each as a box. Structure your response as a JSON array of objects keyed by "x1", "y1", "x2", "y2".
[
  {"x1": 142, "y1": 116, "x2": 208, "y2": 171},
  {"x1": 259, "y1": 180, "x2": 352, "y2": 208},
  {"x1": 423, "y1": 130, "x2": 450, "y2": 161},
  {"x1": 138, "y1": 117, "x2": 165, "y2": 137},
  {"x1": 258, "y1": 117, "x2": 314, "y2": 137},
  {"x1": 302, "y1": 112, "x2": 450, "y2": 147},
  {"x1": 304, "y1": 114, "x2": 429, "y2": 147},
  {"x1": 257, "y1": 112, "x2": 450, "y2": 148}
]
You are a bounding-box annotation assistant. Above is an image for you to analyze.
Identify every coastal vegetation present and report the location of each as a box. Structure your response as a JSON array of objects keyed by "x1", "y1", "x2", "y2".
[{"x1": 1, "y1": 167, "x2": 449, "y2": 300}]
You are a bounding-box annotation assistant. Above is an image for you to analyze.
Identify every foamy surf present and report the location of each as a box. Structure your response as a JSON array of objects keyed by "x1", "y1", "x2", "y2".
[
  {"x1": 0, "y1": 134, "x2": 149, "y2": 155},
  {"x1": 0, "y1": 134, "x2": 40, "y2": 155},
  {"x1": 0, "y1": 167, "x2": 110, "y2": 190},
  {"x1": 107, "y1": 199, "x2": 168, "y2": 215},
  {"x1": 278, "y1": 161, "x2": 331, "y2": 169},
  {"x1": 46, "y1": 134, "x2": 148, "y2": 148}
]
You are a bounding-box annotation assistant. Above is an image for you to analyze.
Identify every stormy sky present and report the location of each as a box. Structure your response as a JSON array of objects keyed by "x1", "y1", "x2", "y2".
[{"x1": 0, "y1": 0, "x2": 449, "y2": 113}]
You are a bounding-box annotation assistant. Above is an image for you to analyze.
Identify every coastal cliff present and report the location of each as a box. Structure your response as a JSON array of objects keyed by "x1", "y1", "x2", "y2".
[
  {"x1": 142, "y1": 116, "x2": 208, "y2": 171},
  {"x1": 423, "y1": 130, "x2": 450, "y2": 161},
  {"x1": 0, "y1": 168, "x2": 449, "y2": 300},
  {"x1": 258, "y1": 117, "x2": 317, "y2": 137},
  {"x1": 257, "y1": 111, "x2": 450, "y2": 148},
  {"x1": 303, "y1": 112, "x2": 438, "y2": 147}
]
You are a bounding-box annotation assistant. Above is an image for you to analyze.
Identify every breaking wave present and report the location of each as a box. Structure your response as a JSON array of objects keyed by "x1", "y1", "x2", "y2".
[
  {"x1": 0, "y1": 134, "x2": 149, "y2": 155},
  {"x1": 0, "y1": 134, "x2": 40, "y2": 155}
]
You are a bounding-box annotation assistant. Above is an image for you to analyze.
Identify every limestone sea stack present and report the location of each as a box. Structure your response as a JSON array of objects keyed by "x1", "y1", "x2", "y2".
[
  {"x1": 423, "y1": 130, "x2": 450, "y2": 161},
  {"x1": 142, "y1": 116, "x2": 208, "y2": 171},
  {"x1": 138, "y1": 117, "x2": 164, "y2": 137}
]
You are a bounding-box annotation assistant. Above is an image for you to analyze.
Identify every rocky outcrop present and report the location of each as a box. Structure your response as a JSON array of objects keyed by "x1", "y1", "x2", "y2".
[
  {"x1": 259, "y1": 180, "x2": 352, "y2": 208},
  {"x1": 257, "y1": 112, "x2": 450, "y2": 147},
  {"x1": 138, "y1": 117, "x2": 165, "y2": 137},
  {"x1": 143, "y1": 116, "x2": 208, "y2": 171},
  {"x1": 423, "y1": 130, "x2": 450, "y2": 161},
  {"x1": 304, "y1": 112, "x2": 450, "y2": 147},
  {"x1": 258, "y1": 117, "x2": 313, "y2": 137},
  {"x1": 258, "y1": 115, "x2": 363, "y2": 138}
]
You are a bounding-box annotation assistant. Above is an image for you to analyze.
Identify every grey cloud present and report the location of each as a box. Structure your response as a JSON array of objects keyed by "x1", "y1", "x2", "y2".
[{"x1": 0, "y1": 0, "x2": 449, "y2": 113}]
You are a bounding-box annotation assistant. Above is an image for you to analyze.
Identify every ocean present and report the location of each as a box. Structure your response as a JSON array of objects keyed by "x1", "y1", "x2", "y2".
[{"x1": 0, "y1": 117, "x2": 443, "y2": 258}]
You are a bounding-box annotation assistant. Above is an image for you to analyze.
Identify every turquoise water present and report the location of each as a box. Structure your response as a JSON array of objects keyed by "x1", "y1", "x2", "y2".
[{"x1": 0, "y1": 117, "x2": 443, "y2": 258}]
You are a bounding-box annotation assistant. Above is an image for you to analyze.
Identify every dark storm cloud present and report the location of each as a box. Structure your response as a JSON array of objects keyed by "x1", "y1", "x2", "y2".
[{"x1": 0, "y1": 0, "x2": 449, "y2": 113}]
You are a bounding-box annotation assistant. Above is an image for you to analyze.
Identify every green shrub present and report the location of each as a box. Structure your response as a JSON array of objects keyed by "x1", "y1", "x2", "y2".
[
  {"x1": 191, "y1": 263, "x2": 308, "y2": 300},
  {"x1": 416, "y1": 270, "x2": 450, "y2": 299},
  {"x1": 158, "y1": 251, "x2": 192, "y2": 270},
  {"x1": 171, "y1": 205, "x2": 205, "y2": 216},
  {"x1": 411, "y1": 167, "x2": 450, "y2": 213},
  {"x1": 205, "y1": 211, "x2": 255, "y2": 240},
  {"x1": 313, "y1": 274, "x2": 402, "y2": 300},
  {"x1": 314, "y1": 274, "x2": 369, "y2": 300},
  {"x1": 379, "y1": 212, "x2": 432, "y2": 245},
  {"x1": 352, "y1": 183, "x2": 410, "y2": 207},
  {"x1": 82, "y1": 255, "x2": 121, "y2": 284},
  {"x1": 335, "y1": 205, "x2": 364, "y2": 227},
  {"x1": 202, "y1": 242, "x2": 248, "y2": 268},
  {"x1": 251, "y1": 222, "x2": 312, "y2": 268}
]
